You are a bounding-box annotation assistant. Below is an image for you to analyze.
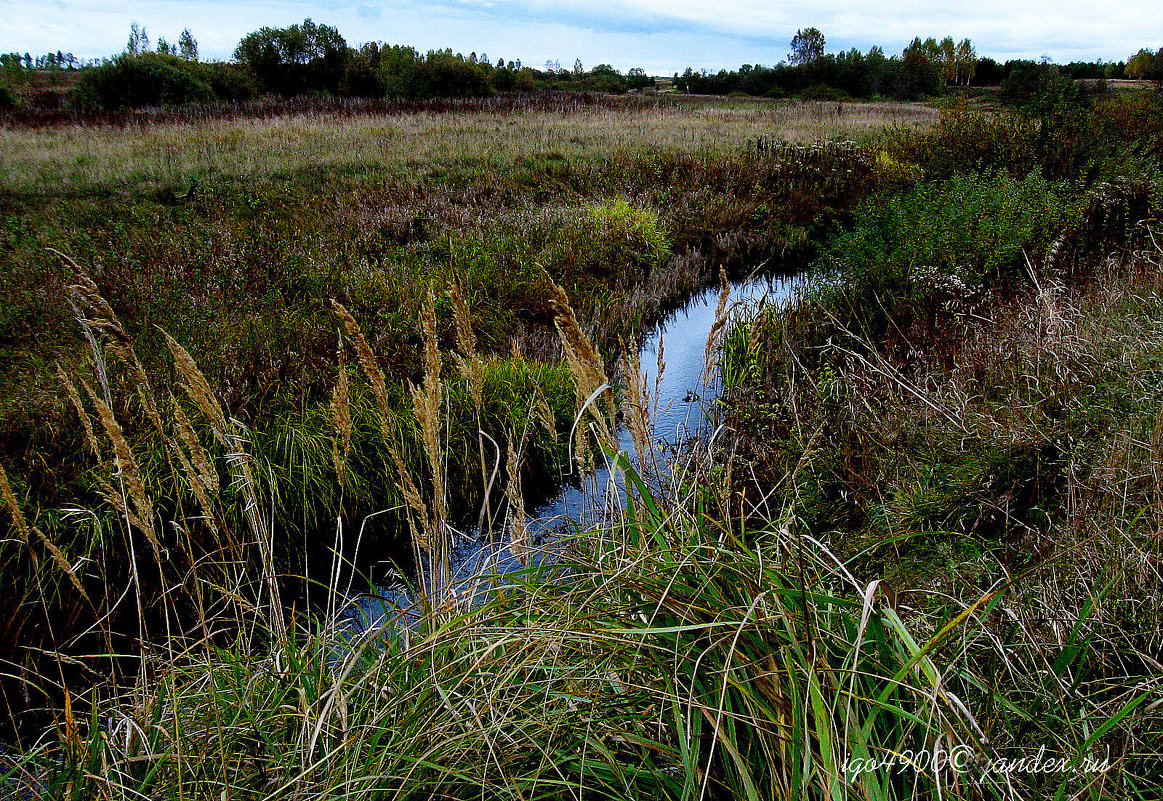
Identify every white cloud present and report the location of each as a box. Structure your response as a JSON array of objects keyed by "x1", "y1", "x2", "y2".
[{"x1": 1, "y1": 0, "x2": 1158, "y2": 71}]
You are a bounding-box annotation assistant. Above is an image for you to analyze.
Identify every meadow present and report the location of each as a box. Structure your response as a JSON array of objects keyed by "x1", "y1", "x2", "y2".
[{"x1": 1, "y1": 88, "x2": 1161, "y2": 799}]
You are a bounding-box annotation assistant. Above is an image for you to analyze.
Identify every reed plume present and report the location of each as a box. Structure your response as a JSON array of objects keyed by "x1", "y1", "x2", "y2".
[
  {"x1": 450, "y1": 280, "x2": 490, "y2": 531},
  {"x1": 331, "y1": 300, "x2": 393, "y2": 440},
  {"x1": 619, "y1": 343, "x2": 655, "y2": 477},
  {"x1": 82, "y1": 379, "x2": 162, "y2": 565},
  {"x1": 543, "y1": 270, "x2": 613, "y2": 471},
  {"x1": 330, "y1": 332, "x2": 353, "y2": 488},
  {"x1": 504, "y1": 435, "x2": 528, "y2": 568},
  {"x1": 703, "y1": 266, "x2": 731, "y2": 380},
  {"x1": 1, "y1": 461, "x2": 90, "y2": 601},
  {"x1": 56, "y1": 361, "x2": 99, "y2": 457},
  {"x1": 410, "y1": 285, "x2": 448, "y2": 598},
  {"x1": 163, "y1": 331, "x2": 229, "y2": 446}
]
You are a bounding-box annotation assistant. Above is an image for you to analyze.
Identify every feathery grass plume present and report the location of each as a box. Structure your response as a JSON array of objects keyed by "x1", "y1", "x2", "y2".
[
  {"x1": 410, "y1": 285, "x2": 449, "y2": 598},
  {"x1": 532, "y1": 380, "x2": 558, "y2": 444},
  {"x1": 163, "y1": 331, "x2": 228, "y2": 446},
  {"x1": 504, "y1": 435, "x2": 528, "y2": 567},
  {"x1": 388, "y1": 444, "x2": 429, "y2": 532},
  {"x1": 329, "y1": 333, "x2": 353, "y2": 488},
  {"x1": 166, "y1": 327, "x2": 284, "y2": 638},
  {"x1": 542, "y1": 268, "x2": 614, "y2": 471},
  {"x1": 171, "y1": 397, "x2": 218, "y2": 494},
  {"x1": 1, "y1": 462, "x2": 92, "y2": 602},
  {"x1": 619, "y1": 342, "x2": 655, "y2": 478},
  {"x1": 56, "y1": 361, "x2": 100, "y2": 457},
  {"x1": 0, "y1": 460, "x2": 35, "y2": 556},
  {"x1": 223, "y1": 422, "x2": 287, "y2": 643},
  {"x1": 64, "y1": 265, "x2": 169, "y2": 439},
  {"x1": 450, "y1": 280, "x2": 491, "y2": 528},
  {"x1": 654, "y1": 331, "x2": 666, "y2": 421},
  {"x1": 81, "y1": 379, "x2": 162, "y2": 565},
  {"x1": 168, "y1": 395, "x2": 220, "y2": 532},
  {"x1": 449, "y1": 281, "x2": 484, "y2": 411},
  {"x1": 703, "y1": 265, "x2": 731, "y2": 379},
  {"x1": 331, "y1": 300, "x2": 392, "y2": 438}
]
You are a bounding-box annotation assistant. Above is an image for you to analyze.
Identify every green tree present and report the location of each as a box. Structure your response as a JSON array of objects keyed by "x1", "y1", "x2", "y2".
[
  {"x1": 178, "y1": 29, "x2": 198, "y2": 62},
  {"x1": 1126, "y1": 48, "x2": 1163, "y2": 80},
  {"x1": 955, "y1": 39, "x2": 977, "y2": 85},
  {"x1": 626, "y1": 66, "x2": 653, "y2": 90},
  {"x1": 126, "y1": 23, "x2": 149, "y2": 56},
  {"x1": 234, "y1": 19, "x2": 348, "y2": 94},
  {"x1": 789, "y1": 27, "x2": 825, "y2": 66}
]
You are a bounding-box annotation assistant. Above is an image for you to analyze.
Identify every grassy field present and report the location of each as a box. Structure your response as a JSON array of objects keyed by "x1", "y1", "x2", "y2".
[
  {"x1": 0, "y1": 97, "x2": 935, "y2": 193},
  {"x1": 2, "y1": 89, "x2": 1162, "y2": 798}
]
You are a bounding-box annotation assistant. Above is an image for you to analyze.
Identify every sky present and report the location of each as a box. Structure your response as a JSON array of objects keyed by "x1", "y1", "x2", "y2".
[{"x1": 3, "y1": 0, "x2": 1160, "y2": 74}]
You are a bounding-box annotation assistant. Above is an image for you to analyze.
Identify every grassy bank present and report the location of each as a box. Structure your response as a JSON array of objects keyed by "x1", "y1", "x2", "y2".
[
  {"x1": 3, "y1": 89, "x2": 1161, "y2": 799},
  {"x1": 717, "y1": 89, "x2": 1163, "y2": 795},
  {"x1": 0, "y1": 95, "x2": 906, "y2": 748}
]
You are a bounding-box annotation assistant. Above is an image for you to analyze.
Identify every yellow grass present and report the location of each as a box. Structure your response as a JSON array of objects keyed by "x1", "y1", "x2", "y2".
[{"x1": 0, "y1": 99, "x2": 938, "y2": 191}]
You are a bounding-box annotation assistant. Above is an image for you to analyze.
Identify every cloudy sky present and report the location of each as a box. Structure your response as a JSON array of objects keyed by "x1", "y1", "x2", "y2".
[{"x1": 4, "y1": 0, "x2": 1159, "y2": 74}]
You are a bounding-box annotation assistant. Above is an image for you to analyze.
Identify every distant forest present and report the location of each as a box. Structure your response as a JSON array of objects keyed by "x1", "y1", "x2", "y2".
[{"x1": 1, "y1": 19, "x2": 1161, "y2": 111}]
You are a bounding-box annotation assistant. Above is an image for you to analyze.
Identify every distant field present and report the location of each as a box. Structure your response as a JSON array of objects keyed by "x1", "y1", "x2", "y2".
[{"x1": 0, "y1": 96, "x2": 938, "y2": 193}]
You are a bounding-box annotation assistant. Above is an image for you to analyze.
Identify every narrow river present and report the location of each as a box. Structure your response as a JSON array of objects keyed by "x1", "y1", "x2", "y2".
[{"x1": 344, "y1": 273, "x2": 795, "y2": 631}]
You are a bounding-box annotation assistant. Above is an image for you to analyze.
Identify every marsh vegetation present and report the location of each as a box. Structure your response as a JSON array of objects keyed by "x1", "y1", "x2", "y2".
[{"x1": 1, "y1": 84, "x2": 1161, "y2": 799}]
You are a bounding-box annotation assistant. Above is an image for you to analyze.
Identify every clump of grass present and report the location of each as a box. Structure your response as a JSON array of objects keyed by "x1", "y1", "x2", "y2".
[
  {"x1": 18, "y1": 462, "x2": 996, "y2": 801},
  {"x1": 720, "y1": 232, "x2": 1163, "y2": 794},
  {"x1": 8, "y1": 261, "x2": 1158, "y2": 801}
]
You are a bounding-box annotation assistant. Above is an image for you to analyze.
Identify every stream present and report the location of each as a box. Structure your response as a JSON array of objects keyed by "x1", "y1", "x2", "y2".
[{"x1": 341, "y1": 272, "x2": 796, "y2": 633}]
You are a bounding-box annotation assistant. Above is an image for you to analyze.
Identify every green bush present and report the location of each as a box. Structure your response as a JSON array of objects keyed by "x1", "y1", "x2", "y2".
[
  {"x1": 70, "y1": 53, "x2": 215, "y2": 110},
  {"x1": 812, "y1": 171, "x2": 1078, "y2": 345},
  {"x1": 202, "y1": 62, "x2": 259, "y2": 102},
  {"x1": 0, "y1": 82, "x2": 14, "y2": 109}
]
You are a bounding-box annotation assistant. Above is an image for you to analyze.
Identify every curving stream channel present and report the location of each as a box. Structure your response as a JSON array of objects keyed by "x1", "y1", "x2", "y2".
[{"x1": 341, "y1": 272, "x2": 796, "y2": 633}]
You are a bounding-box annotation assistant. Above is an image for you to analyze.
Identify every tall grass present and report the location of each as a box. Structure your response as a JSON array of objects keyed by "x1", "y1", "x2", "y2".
[
  {"x1": 0, "y1": 97, "x2": 936, "y2": 194},
  {"x1": 6, "y1": 264, "x2": 1157, "y2": 800},
  {"x1": 719, "y1": 231, "x2": 1163, "y2": 797}
]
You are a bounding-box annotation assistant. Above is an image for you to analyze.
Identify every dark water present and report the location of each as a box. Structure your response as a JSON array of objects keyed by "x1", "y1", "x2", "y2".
[{"x1": 342, "y1": 274, "x2": 795, "y2": 632}]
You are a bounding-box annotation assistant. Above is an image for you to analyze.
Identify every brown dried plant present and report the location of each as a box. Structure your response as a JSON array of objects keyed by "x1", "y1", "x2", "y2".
[
  {"x1": 331, "y1": 300, "x2": 393, "y2": 441},
  {"x1": 330, "y1": 332, "x2": 353, "y2": 489},
  {"x1": 703, "y1": 265, "x2": 731, "y2": 380},
  {"x1": 504, "y1": 434, "x2": 528, "y2": 568},
  {"x1": 81, "y1": 379, "x2": 162, "y2": 566},
  {"x1": 543, "y1": 270, "x2": 614, "y2": 472},
  {"x1": 1, "y1": 461, "x2": 90, "y2": 602},
  {"x1": 410, "y1": 286, "x2": 449, "y2": 598},
  {"x1": 619, "y1": 343, "x2": 655, "y2": 478}
]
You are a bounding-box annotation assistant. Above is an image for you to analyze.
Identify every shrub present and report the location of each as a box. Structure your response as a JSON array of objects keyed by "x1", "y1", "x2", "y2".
[
  {"x1": 201, "y1": 62, "x2": 259, "y2": 102},
  {"x1": 70, "y1": 53, "x2": 215, "y2": 110},
  {"x1": 800, "y1": 84, "x2": 847, "y2": 101},
  {"x1": 812, "y1": 171, "x2": 1078, "y2": 347},
  {"x1": 587, "y1": 198, "x2": 671, "y2": 270}
]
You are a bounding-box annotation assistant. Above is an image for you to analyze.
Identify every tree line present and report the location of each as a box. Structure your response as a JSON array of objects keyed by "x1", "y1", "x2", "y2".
[
  {"x1": 3, "y1": 19, "x2": 655, "y2": 111},
  {"x1": 1, "y1": 19, "x2": 1159, "y2": 112},
  {"x1": 674, "y1": 28, "x2": 1148, "y2": 101}
]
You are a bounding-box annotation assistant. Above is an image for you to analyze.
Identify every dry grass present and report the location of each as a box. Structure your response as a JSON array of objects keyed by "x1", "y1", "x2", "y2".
[{"x1": 0, "y1": 99, "x2": 937, "y2": 192}]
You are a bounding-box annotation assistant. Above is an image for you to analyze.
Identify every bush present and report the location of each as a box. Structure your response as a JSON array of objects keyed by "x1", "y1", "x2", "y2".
[
  {"x1": 70, "y1": 53, "x2": 215, "y2": 110},
  {"x1": 202, "y1": 62, "x2": 259, "y2": 102},
  {"x1": 812, "y1": 171, "x2": 1078, "y2": 347},
  {"x1": 800, "y1": 84, "x2": 847, "y2": 101},
  {"x1": 0, "y1": 82, "x2": 14, "y2": 109}
]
